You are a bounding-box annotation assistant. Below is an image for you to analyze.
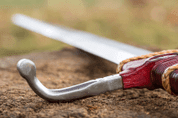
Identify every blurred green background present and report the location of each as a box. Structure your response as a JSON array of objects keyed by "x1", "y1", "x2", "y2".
[{"x1": 0, "y1": 0, "x2": 178, "y2": 57}]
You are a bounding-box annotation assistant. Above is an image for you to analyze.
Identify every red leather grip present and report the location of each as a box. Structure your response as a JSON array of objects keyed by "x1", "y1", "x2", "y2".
[
  {"x1": 120, "y1": 53, "x2": 178, "y2": 90},
  {"x1": 151, "y1": 55, "x2": 178, "y2": 95}
]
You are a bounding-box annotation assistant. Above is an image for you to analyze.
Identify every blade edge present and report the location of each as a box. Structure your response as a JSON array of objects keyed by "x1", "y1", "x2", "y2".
[{"x1": 12, "y1": 14, "x2": 152, "y2": 64}]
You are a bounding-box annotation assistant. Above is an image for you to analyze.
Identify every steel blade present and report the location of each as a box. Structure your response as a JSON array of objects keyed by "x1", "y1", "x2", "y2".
[{"x1": 12, "y1": 14, "x2": 152, "y2": 64}]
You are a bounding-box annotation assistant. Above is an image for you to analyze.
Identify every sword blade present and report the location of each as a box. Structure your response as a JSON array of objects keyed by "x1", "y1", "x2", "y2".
[{"x1": 12, "y1": 14, "x2": 152, "y2": 64}]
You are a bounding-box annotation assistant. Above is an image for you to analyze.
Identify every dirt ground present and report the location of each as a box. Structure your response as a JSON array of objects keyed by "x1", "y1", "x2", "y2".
[{"x1": 0, "y1": 47, "x2": 178, "y2": 118}]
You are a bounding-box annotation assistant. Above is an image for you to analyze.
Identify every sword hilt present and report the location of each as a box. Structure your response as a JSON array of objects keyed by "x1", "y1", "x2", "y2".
[
  {"x1": 119, "y1": 53, "x2": 178, "y2": 91},
  {"x1": 151, "y1": 56, "x2": 178, "y2": 95},
  {"x1": 17, "y1": 52, "x2": 178, "y2": 102}
]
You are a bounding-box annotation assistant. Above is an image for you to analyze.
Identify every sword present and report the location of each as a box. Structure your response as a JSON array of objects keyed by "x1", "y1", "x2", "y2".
[
  {"x1": 12, "y1": 14, "x2": 174, "y2": 102},
  {"x1": 12, "y1": 14, "x2": 152, "y2": 64}
]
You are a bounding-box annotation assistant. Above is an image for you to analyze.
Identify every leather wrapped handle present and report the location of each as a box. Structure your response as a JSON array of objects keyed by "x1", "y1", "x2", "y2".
[
  {"x1": 120, "y1": 53, "x2": 178, "y2": 90},
  {"x1": 151, "y1": 55, "x2": 178, "y2": 95}
]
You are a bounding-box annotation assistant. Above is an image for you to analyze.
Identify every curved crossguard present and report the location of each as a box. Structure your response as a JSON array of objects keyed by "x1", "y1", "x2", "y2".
[{"x1": 17, "y1": 59, "x2": 123, "y2": 102}]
